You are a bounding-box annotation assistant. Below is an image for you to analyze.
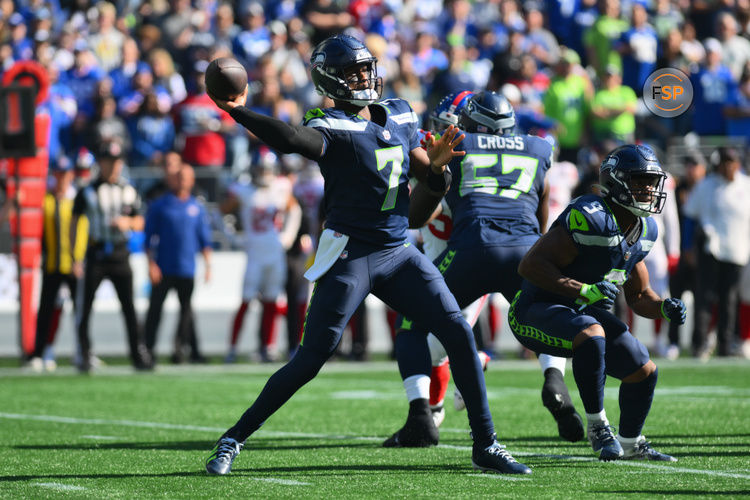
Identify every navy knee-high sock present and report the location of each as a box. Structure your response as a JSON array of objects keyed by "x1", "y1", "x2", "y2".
[
  {"x1": 430, "y1": 312, "x2": 495, "y2": 448},
  {"x1": 226, "y1": 347, "x2": 327, "y2": 442},
  {"x1": 394, "y1": 331, "x2": 432, "y2": 380},
  {"x1": 572, "y1": 336, "x2": 606, "y2": 415},
  {"x1": 618, "y1": 367, "x2": 658, "y2": 438}
]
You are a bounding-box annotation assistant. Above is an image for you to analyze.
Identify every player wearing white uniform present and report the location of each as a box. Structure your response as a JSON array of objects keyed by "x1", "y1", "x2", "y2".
[
  {"x1": 223, "y1": 151, "x2": 302, "y2": 362},
  {"x1": 641, "y1": 174, "x2": 680, "y2": 358}
]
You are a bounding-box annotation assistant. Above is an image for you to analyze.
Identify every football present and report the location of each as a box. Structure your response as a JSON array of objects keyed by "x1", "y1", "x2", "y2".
[{"x1": 205, "y1": 57, "x2": 248, "y2": 100}]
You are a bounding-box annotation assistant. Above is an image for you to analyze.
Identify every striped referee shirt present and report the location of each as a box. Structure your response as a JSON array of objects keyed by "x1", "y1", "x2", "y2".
[{"x1": 73, "y1": 178, "x2": 142, "y2": 248}]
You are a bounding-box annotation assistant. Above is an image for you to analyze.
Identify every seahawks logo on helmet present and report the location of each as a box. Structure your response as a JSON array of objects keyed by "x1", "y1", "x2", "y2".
[{"x1": 310, "y1": 35, "x2": 382, "y2": 106}]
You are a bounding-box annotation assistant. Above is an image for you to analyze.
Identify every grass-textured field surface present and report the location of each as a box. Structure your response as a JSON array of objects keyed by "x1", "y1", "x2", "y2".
[{"x1": 1, "y1": 358, "x2": 749, "y2": 498}]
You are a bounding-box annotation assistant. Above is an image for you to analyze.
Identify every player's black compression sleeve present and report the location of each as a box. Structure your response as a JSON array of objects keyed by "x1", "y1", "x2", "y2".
[{"x1": 229, "y1": 106, "x2": 324, "y2": 160}]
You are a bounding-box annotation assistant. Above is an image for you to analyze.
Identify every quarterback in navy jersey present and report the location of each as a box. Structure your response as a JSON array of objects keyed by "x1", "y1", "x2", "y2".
[
  {"x1": 510, "y1": 144, "x2": 686, "y2": 462},
  {"x1": 204, "y1": 35, "x2": 530, "y2": 475},
  {"x1": 389, "y1": 91, "x2": 584, "y2": 446}
]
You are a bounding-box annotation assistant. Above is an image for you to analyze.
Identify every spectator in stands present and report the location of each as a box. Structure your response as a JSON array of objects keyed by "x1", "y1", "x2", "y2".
[
  {"x1": 212, "y1": 2, "x2": 240, "y2": 49},
  {"x1": 8, "y1": 12, "x2": 33, "y2": 61},
  {"x1": 656, "y1": 28, "x2": 690, "y2": 74},
  {"x1": 440, "y1": 0, "x2": 479, "y2": 48},
  {"x1": 87, "y1": 2, "x2": 125, "y2": 72},
  {"x1": 724, "y1": 70, "x2": 750, "y2": 138},
  {"x1": 40, "y1": 63, "x2": 77, "y2": 168},
  {"x1": 86, "y1": 95, "x2": 131, "y2": 157},
  {"x1": 583, "y1": 0, "x2": 628, "y2": 78},
  {"x1": 411, "y1": 30, "x2": 449, "y2": 82},
  {"x1": 72, "y1": 140, "x2": 152, "y2": 372},
  {"x1": 61, "y1": 41, "x2": 105, "y2": 115},
  {"x1": 109, "y1": 37, "x2": 149, "y2": 100},
  {"x1": 716, "y1": 12, "x2": 750, "y2": 81},
  {"x1": 652, "y1": 0, "x2": 684, "y2": 40},
  {"x1": 617, "y1": 1, "x2": 658, "y2": 95},
  {"x1": 501, "y1": 82, "x2": 557, "y2": 136},
  {"x1": 589, "y1": 65, "x2": 637, "y2": 143},
  {"x1": 234, "y1": 2, "x2": 271, "y2": 69},
  {"x1": 690, "y1": 38, "x2": 736, "y2": 136},
  {"x1": 667, "y1": 152, "x2": 706, "y2": 359},
  {"x1": 128, "y1": 91, "x2": 176, "y2": 167},
  {"x1": 684, "y1": 147, "x2": 750, "y2": 359},
  {"x1": 508, "y1": 54, "x2": 549, "y2": 112},
  {"x1": 490, "y1": 28, "x2": 527, "y2": 89},
  {"x1": 118, "y1": 66, "x2": 172, "y2": 119},
  {"x1": 302, "y1": 0, "x2": 352, "y2": 46},
  {"x1": 543, "y1": 48, "x2": 592, "y2": 163},
  {"x1": 429, "y1": 44, "x2": 478, "y2": 110},
  {"x1": 524, "y1": 2, "x2": 560, "y2": 67},
  {"x1": 29, "y1": 158, "x2": 88, "y2": 372},
  {"x1": 149, "y1": 48, "x2": 187, "y2": 106},
  {"x1": 679, "y1": 20, "x2": 705, "y2": 67},
  {"x1": 144, "y1": 164, "x2": 212, "y2": 364},
  {"x1": 174, "y1": 60, "x2": 234, "y2": 172}
]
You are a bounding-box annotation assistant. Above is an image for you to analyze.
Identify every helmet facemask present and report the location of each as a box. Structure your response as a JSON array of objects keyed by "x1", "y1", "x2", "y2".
[
  {"x1": 602, "y1": 169, "x2": 667, "y2": 217},
  {"x1": 312, "y1": 56, "x2": 382, "y2": 106}
]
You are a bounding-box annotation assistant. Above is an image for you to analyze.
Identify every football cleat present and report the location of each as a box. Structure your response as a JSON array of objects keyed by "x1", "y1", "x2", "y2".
[
  {"x1": 383, "y1": 415, "x2": 439, "y2": 448},
  {"x1": 619, "y1": 436, "x2": 677, "y2": 462},
  {"x1": 541, "y1": 369, "x2": 584, "y2": 442},
  {"x1": 430, "y1": 405, "x2": 446, "y2": 428},
  {"x1": 472, "y1": 438, "x2": 532, "y2": 475},
  {"x1": 589, "y1": 424, "x2": 624, "y2": 461},
  {"x1": 454, "y1": 351, "x2": 490, "y2": 411},
  {"x1": 205, "y1": 437, "x2": 244, "y2": 475}
]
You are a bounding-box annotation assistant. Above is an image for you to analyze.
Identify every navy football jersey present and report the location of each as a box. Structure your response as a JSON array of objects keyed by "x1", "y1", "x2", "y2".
[
  {"x1": 303, "y1": 98, "x2": 420, "y2": 246},
  {"x1": 522, "y1": 194, "x2": 659, "y2": 307},
  {"x1": 445, "y1": 133, "x2": 553, "y2": 248}
]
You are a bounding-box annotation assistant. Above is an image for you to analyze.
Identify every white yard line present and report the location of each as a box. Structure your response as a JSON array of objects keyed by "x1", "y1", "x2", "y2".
[
  {"x1": 3, "y1": 412, "x2": 749, "y2": 481},
  {"x1": 465, "y1": 474, "x2": 531, "y2": 481},
  {"x1": 33, "y1": 482, "x2": 86, "y2": 491},
  {"x1": 81, "y1": 435, "x2": 121, "y2": 440},
  {"x1": 252, "y1": 478, "x2": 311, "y2": 486}
]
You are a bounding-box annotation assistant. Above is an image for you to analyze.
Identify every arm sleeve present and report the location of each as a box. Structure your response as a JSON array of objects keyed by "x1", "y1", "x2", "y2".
[{"x1": 229, "y1": 106, "x2": 324, "y2": 160}]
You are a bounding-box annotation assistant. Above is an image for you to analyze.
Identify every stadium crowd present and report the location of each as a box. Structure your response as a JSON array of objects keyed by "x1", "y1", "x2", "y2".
[{"x1": 0, "y1": 0, "x2": 749, "y2": 368}]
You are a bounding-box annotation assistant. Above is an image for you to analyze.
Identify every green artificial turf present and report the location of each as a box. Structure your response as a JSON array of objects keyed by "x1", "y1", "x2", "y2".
[{"x1": 1, "y1": 358, "x2": 748, "y2": 498}]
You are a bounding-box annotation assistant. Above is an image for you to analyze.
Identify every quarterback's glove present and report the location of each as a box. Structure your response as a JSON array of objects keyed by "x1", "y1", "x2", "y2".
[
  {"x1": 661, "y1": 298, "x2": 686, "y2": 324},
  {"x1": 576, "y1": 281, "x2": 619, "y2": 311}
]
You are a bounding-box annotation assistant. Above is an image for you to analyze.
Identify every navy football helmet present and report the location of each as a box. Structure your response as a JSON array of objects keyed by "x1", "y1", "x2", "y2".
[
  {"x1": 458, "y1": 91, "x2": 516, "y2": 135},
  {"x1": 310, "y1": 35, "x2": 382, "y2": 106},
  {"x1": 599, "y1": 144, "x2": 667, "y2": 217},
  {"x1": 429, "y1": 90, "x2": 475, "y2": 132}
]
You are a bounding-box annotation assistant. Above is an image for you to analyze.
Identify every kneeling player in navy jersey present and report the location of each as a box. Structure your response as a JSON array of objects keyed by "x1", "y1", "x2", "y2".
[
  {"x1": 510, "y1": 144, "x2": 685, "y2": 461},
  {"x1": 204, "y1": 35, "x2": 530, "y2": 475}
]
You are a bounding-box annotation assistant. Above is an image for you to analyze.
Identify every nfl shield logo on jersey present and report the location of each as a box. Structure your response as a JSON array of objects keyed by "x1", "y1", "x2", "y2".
[
  {"x1": 624, "y1": 251, "x2": 631, "y2": 261},
  {"x1": 339, "y1": 250, "x2": 348, "y2": 259},
  {"x1": 383, "y1": 130, "x2": 391, "y2": 140}
]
